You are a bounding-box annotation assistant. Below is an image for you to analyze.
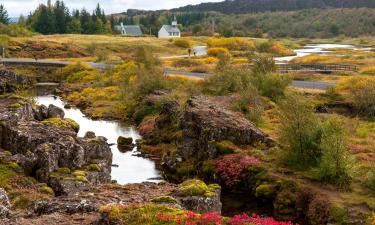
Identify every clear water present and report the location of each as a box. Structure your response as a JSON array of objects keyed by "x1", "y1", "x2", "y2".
[{"x1": 35, "y1": 95, "x2": 161, "y2": 184}]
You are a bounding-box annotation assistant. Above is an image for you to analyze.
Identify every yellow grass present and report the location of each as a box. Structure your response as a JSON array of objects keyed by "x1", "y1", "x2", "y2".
[{"x1": 167, "y1": 74, "x2": 204, "y2": 81}]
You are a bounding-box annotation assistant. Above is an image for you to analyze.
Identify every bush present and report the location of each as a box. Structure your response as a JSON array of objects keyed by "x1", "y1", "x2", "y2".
[
  {"x1": 365, "y1": 165, "x2": 375, "y2": 193},
  {"x1": 318, "y1": 117, "x2": 353, "y2": 187},
  {"x1": 338, "y1": 77, "x2": 375, "y2": 118},
  {"x1": 203, "y1": 68, "x2": 252, "y2": 95},
  {"x1": 207, "y1": 37, "x2": 255, "y2": 50},
  {"x1": 232, "y1": 86, "x2": 264, "y2": 125},
  {"x1": 174, "y1": 38, "x2": 192, "y2": 48},
  {"x1": 251, "y1": 73, "x2": 291, "y2": 101},
  {"x1": 278, "y1": 93, "x2": 322, "y2": 168},
  {"x1": 203, "y1": 57, "x2": 219, "y2": 64},
  {"x1": 360, "y1": 66, "x2": 375, "y2": 75},
  {"x1": 215, "y1": 154, "x2": 260, "y2": 187},
  {"x1": 207, "y1": 47, "x2": 230, "y2": 57}
]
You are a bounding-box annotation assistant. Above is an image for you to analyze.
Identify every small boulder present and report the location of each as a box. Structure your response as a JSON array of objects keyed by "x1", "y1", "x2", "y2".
[
  {"x1": 47, "y1": 104, "x2": 65, "y2": 119},
  {"x1": 0, "y1": 188, "x2": 11, "y2": 219},
  {"x1": 117, "y1": 136, "x2": 135, "y2": 152},
  {"x1": 84, "y1": 131, "x2": 96, "y2": 139},
  {"x1": 33, "y1": 105, "x2": 48, "y2": 121}
]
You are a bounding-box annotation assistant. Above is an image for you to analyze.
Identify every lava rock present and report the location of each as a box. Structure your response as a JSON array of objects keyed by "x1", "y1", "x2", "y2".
[
  {"x1": 117, "y1": 136, "x2": 135, "y2": 152},
  {"x1": 47, "y1": 104, "x2": 65, "y2": 119}
]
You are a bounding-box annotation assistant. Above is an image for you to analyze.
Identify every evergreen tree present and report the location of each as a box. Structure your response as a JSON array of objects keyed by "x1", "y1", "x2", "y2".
[
  {"x1": 67, "y1": 17, "x2": 82, "y2": 33},
  {"x1": 54, "y1": 1, "x2": 70, "y2": 33},
  {"x1": 34, "y1": 5, "x2": 56, "y2": 34},
  {"x1": 18, "y1": 15, "x2": 27, "y2": 27},
  {"x1": 0, "y1": 4, "x2": 9, "y2": 24}
]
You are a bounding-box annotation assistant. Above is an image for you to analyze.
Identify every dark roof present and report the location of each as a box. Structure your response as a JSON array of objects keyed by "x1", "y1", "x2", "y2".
[
  {"x1": 161, "y1": 25, "x2": 180, "y2": 33},
  {"x1": 124, "y1": 25, "x2": 143, "y2": 35}
]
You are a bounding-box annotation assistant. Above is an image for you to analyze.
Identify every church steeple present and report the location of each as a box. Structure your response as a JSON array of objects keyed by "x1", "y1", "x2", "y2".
[{"x1": 171, "y1": 15, "x2": 177, "y2": 27}]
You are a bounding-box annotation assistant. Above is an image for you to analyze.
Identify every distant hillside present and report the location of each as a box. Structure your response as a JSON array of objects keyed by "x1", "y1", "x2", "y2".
[{"x1": 173, "y1": 0, "x2": 375, "y2": 14}]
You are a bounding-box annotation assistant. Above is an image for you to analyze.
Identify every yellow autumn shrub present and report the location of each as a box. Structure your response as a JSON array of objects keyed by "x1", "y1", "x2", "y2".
[{"x1": 207, "y1": 37, "x2": 255, "y2": 50}]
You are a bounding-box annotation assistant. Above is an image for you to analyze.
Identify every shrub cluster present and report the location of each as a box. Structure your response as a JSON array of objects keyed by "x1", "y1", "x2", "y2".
[
  {"x1": 174, "y1": 38, "x2": 192, "y2": 48},
  {"x1": 207, "y1": 37, "x2": 255, "y2": 51},
  {"x1": 278, "y1": 93, "x2": 354, "y2": 186},
  {"x1": 215, "y1": 154, "x2": 260, "y2": 187}
]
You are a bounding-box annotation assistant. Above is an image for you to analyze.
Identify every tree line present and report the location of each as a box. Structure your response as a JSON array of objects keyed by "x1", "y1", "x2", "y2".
[
  {"x1": 174, "y1": 0, "x2": 375, "y2": 14},
  {"x1": 26, "y1": 0, "x2": 112, "y2": 34}
]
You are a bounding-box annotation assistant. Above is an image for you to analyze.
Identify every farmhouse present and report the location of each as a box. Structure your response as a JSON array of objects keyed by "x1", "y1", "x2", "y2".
[
  {"x1": 114, "y1": 23, "x2": 143, "y2": 36},
  {"x1": 158, "y1": 17, "x2": 181, "y2": 38}
]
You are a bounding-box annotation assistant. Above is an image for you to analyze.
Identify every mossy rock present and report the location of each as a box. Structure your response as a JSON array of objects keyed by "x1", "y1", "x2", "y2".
[
  {"x1": 39, "y1": 186, "x2": 55, "y2": 196},
  {"x1": 42, "y1": 118, "x2": 80, "y2": 132},
  {"x1": 255, "y1": 183, "x2": 276, "y2": 198},
  {"x1": 50, "y1": 167, "x2": 71, "y2": 178},
  {"x1": 73, "y1": 170, "x2": 86, "y2": 177},
  {"x1": 178, "y1": 179, "x2": 219, "y2": 198},
  {"x1": 8, "y1": 103, "x2": 22, "y2": 109},
  {"x1": 151, "y1": 195, "x2": 177, "y2": 203},
  {"x1": 75, "y1": 175, "x2": 88, "y2": 183},
  {"x1": 86, "y1": 164, "x2": 101, "y2": 172}
]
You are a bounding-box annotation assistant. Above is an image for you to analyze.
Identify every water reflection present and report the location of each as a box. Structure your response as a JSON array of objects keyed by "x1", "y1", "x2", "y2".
[{"x1": 36, "y1": 95, "x2": 161, "y2": 184}]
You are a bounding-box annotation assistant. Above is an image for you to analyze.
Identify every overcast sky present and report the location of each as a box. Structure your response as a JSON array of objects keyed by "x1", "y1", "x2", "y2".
[{"x1": 2, "y1": 0, "x2": 222, "y2": 17}]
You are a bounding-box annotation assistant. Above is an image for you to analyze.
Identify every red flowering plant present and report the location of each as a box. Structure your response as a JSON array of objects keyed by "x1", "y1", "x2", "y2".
[
  {"x1": 215, "y1": 154, "x2": 260, "y2": 187},
  {"x1": 156, "y1": 211, "x2": 297, "y2": 225}
]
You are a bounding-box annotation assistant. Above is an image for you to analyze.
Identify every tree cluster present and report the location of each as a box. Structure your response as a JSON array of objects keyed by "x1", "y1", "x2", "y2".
[{"x1": 27, "y1": 0, "x2": 111, "y2": 34}]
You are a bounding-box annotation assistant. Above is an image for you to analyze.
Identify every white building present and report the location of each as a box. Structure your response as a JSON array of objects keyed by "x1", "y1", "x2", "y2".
[
  {"x1": 114, "y1": 23, "x2": 143, "y2": 36},
  {"x1": 158, "y1": 17, "x2": 181, "y2": 38}
]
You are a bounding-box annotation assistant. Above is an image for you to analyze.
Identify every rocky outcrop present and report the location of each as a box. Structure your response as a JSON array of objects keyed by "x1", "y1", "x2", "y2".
[
  {"x1": 0, "y1": 69, "x2": 32, "y2": 94},
  {"x1": 0, "y1": 95, "x2": 112, "y2": 196},
  {"x1": 179, "y1": 96, "x2": 274, "y2": 160},
  {"x1": 0, "y1": 188, "x2": 11, "y2": 219},
  {"x1": 158, "y1": 96, "x2": 274, "y2": 174}
]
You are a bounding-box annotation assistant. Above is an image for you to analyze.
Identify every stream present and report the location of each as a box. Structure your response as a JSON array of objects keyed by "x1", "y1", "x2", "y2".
[
  {"x1": 36, "y1": 95, "x2": 162, "y2": 185},
  {"x1": 275, "y1": 43, "x2": 372, "y2": 62},
  {"x1": 32, "y1": 42, "x2": 371, "y2": 218}
]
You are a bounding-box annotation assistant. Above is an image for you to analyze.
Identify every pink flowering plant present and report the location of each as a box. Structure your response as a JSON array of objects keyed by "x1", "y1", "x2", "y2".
[
  {"x1": 157, "y1": 211, "x2": 297, "y2": 225},
  {"x1": 215, "y1": 154, "x2": 260, "y2": 187}
]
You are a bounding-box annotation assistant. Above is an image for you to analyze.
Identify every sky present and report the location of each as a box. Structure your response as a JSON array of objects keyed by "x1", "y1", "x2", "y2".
[{"x1": 2, "y1": 0, "x2": 223, "y2": 17}]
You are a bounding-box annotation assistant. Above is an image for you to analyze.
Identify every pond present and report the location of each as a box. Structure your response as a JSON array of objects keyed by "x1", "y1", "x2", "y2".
[{"x1": 35, "y1": 95, "x2": 162, "y2": 185}]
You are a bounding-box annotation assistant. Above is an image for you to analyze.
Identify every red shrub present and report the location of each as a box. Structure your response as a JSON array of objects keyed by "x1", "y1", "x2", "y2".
[
  {"x1": 215, "y1": 154, "x2": 260, "y2": 187},
  {"x1": 157, "y1": 211, "x2": 297, "y2": 225}
]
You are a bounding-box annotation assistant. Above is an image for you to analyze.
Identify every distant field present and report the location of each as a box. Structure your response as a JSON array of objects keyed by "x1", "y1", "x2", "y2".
[{"x1": 8, "y1": 35, "x2": 207, "y2": 63}]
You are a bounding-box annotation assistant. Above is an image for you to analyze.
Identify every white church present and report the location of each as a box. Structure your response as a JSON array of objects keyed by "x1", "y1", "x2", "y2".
[{"x1": 158, "y1": 17, "x2": 181, "y2": 38}]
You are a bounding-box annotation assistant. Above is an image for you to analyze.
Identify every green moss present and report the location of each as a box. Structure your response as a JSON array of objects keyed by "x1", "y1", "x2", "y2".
[
  {"x1": 50, "y1": 167, "x2": 71, "y2": 178},
  {"x1": 208, "y1": 183, "x2": 221, "y2": 190},
  {"x1": 75, "y1": 175, "x2": 88, "y2": 183},
  {"x1": 42, "y1": 118, "x2": 80, "y2": 132},
  {"x1": 0, "y1": 164, "x2": 17, "y2": 189},
  {"x1": 73, "y1": 170, "x2": 86, "y2": 177},
  {"x1": 39, "y1": 186, "x2": 55, "y2": 196},
  {"x1": 99, "y1": 204, "x2": 184, "y2": 225},
  {"x1": 86, "y1": 164, "x2": 101, "y2": 172},
  {"x1": 3, "y1": 151, "x2": 12, "y2": 156},
  {"x1": 178, "y1": 179, "x2": 217, "y2": 197},
  {"x1": 329, "y1": 204, "x2": 349, "y2": 224},
  {"x1": 176, "y1": 158, "x2": 195, "y2": 178},
  {"x1": 8, "y1": 103, "x2": 22, "y2": 109},
  {"x1": 150, "y1": 195, "x2": 177, "y2": 203},
  {"x1": 255, "y1": 184, "x2": 276, "y2": 198},
  {"x1": 214, "y1": 140, "x2": 236, "y2": 155},
  {"x1": 8, "y1": 162, "x2": 21, "y2": 171}
]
